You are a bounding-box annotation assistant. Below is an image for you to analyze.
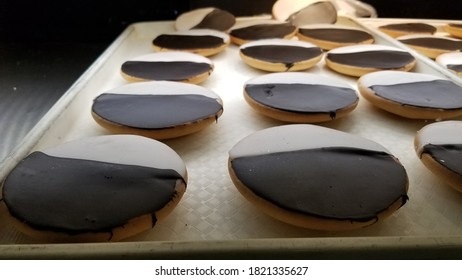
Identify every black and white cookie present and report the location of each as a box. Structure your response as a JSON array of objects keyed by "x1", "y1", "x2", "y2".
[
  {"x1": 272, "y1": 0, "x2": 337, "y2": 26},
  {"x1": 120, "y1": 52, "x2": 214, "y2": 84},
  {"x1": 92, "y1": 81, "x2": 223, "y2": 139},
  {"x1": 325, "y1": 44, "x2": 416, "y2": 77},
  {"x1": 174, "y1": 7, "x2": 236, "y2": 32},
  {"x1": 397, "y1": 34, "x2": 462, "y2": 59},
  {"x1": 243, "y1": 72, "x2": 358, "y2": 123},
  {"x1": 2, "y1": 135, "x2": 188, "y2": 242},
  {"x1": 228, "y1": 124, "x2": 409, "y2": 231},
  {"x1": 436, "y1": 52, "x2": 462, "y2": 76},
  {"x1": 358, "y1": 71, "x2": 462, "y2": 119},
  {"x1": 229, "y1": 20, "x2": 297, "y2": 46},
  {"x1": 415, "y1": 121, "x2": 462, "y2": 192},
  {"x1": 445, "y1": 23, "x2": 462, "y2": 39},
  {"x1": 297, "y1": 24, "x2": 374, "y2": 50},
  {"x1": 378, "y1": 22, "x2": 436, "y2": 38},
  {"x1": 152, "y1": 29, "x2": 230, "y2": 57},
  {"x1": 239, "y1": 39, "x2": 323, "y2": 72}
]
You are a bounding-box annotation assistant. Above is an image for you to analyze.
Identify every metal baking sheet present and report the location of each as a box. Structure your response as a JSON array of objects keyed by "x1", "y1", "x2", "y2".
[{"x1": 1, "y1": 16, "x2": 461, "y2": 258}]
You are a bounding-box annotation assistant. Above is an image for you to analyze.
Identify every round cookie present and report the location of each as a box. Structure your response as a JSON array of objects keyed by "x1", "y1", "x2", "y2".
[
  {"x1": 378, "y1": 23, "x2": 437, "y2": 38},
  {"x1": 152, "y1": 29, "x2": 230, "y2": 57},
  {"x1": 358, "y1": 71, "x2": 462, "y2": 119},
  {"x1": 239, "y1": 39, "x2": 323, "y2": 72},
  {"x1": 297, "y1": 24, "x2": 375, "y2": 50},
  {"x1": 243, "y1": 72, "x2": 358, "y2": 123},
  {"x1": 415, "y1": 121, "x2": 462, "y2": 192},
  {"x1": 120, "y1": 52, "x2": 214, "y2": 84},
  {"x1": 436, "y1": 52, "x2": 462, "y2": 76},
  {"x1": 444, "y1": 23, "x2": 462, "y2": 39},
  {"x1": 228, "y1": 124, "x2": 409, "y2": 231},
  {"x1": 174, "y1": 7, "x2": 236, "y2": 32},
  {"x1": 272, "y1": 0, "x2": 337, "y2": 27},
  {"x1": 229, "y1": 20, "x2": 297, "y2": 46},
  {"x1": 397, "y1": 34, "x2": 462, "y2": 59},
  {"x1": 1, "y1": 135, "x2": 188, "y2": 242},
  {"x1": 325, "y1": 44, "x2": 416, "y2": 77},
  {"x1": 92, "y1": 81, "x2": 223, "y2": 139}
]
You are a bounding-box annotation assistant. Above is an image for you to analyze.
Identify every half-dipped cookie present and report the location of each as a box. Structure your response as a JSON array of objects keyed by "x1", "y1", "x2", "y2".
[
  {"x1": 229, "y1": 20, "x2": 297, "y2": 46},
  {"x1": 152, "y1": 29, "x2": 230, "y2": 57},
  {"x1": 325, "y1": 44, "x2": 416, "y2": 77},
  {"x1": 239, "y1": 39, "x2": 323, "y2": 72},
  {"x1": 297, "y1": 24, "x2": 374, "y2": 50},
  {"x1": 228, "y1": 124, "x2": 409, "y2": 231},
  {"x1": 415, "y1": 121, "x2": 462, "y2": 192},
  {"x1": 2, "y1": 135, "x2": 188, "y2": 242},
  {"x1": 174, "y1": 7, "x2": 236, "y2": 32},
  {"x1": 398, "y1": 34, "x2": 462, "y2": 59},
  {"x1": 92, "y1": 81, "x2": 223, "y2": 139},
  {"x1": 244, "y1": 73, "x2": 358, "y2": 123},
  {"x1": 358, "y1": 71, "x2": 462, "y2": 119},
  {"x1": 272, "y1": 0, "x2": 337, "y2": 27},
  {"x1": 436, "y1": 52, "x2": 462, "y2": 76},
  {"x1": 378, "y1": 22, "x2": 436, "y2": 38},
  {"x1": 445, "y1": 23, "x2": 462, "y2": 39},
  {"x1": 120, "y1": 52, "x2": 214, "y2": 84}
]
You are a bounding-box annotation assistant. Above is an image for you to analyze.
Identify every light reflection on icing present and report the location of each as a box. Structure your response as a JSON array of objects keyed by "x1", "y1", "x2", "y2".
[{"x1": 415, "y1": 121, "x2": 462, "y2": 155}]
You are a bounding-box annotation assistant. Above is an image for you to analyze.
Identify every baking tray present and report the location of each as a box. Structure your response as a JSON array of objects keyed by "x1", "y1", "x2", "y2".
[{"x1": 1, "y1": 16, "x2": 461, "y2": 259}]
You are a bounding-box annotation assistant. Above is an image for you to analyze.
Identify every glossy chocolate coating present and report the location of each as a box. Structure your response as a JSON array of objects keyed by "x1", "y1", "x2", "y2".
[
  {"x1": 370, "y1": 80, "x2": 462, "y2": 109},
  {"x1": 121, "y1": 61, "x2": 212, "y2": 81},
  {"x1": 245, "y1": 83, "x2": 357, "y2": 117},
  {"x1": 3, "y1": 152, "x2": 184, "y2": 234},
  {"x1": 231, "y1": 147, "x2": 408, "y2": 220},
  {"x1": 230, "y1": 23, "x2": 296, "y2": 40},
  {"x1": 449, "y1": 23, "x2": 462, "y2": 28},
  {"x1": 298, "y1": 28, "x2": 373, "y2": 43},
  {"x1": 153, "y1": 34, "x2": 225, "y2": 49},
  {"x1": 241, "y1": 45, "x2": 322, "y2": 65},
  {"x1": 193, "y1": 9, "x2": 235, "y2": 31},
  {"x1": 447, "y1": 64, "x2": 462, "y2": 73},
  {"x1": 93, "y1": 93, "x2": 223, "y2": 129},
  {"x1": 380, "y1": 23, "x2": 436, "y2": 33},
  {"x1": 399, "y1": 37, "x2": 462, "y2": 51},
  {"x1": 327, "y1": 50, "x2": 415, "y2": 69},
  {"x1": 422, "y1": 144, "x2": 462, "y2": 175}
]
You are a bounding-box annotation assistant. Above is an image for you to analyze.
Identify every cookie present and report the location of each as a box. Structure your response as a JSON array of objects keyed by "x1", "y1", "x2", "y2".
[
  {"x1": 92, "y1": 81, "x2": 223, "y2": 139},
  {"x1": 243, "y1": 72, "x2": 358, "y2": 123},
  {"x1": 239, "y1": 39, "x2": 323, "y2": 72},
  {"x1": 174, "y1": 7, "x2": 236, "y2": 32},
  {"x1": 228, "y1": 124, "x2": 409, "y2": 231},
  {"x1": 152, "y1": 29, "x2": 230, "y2": 57},
  {"x1": 436, "y1": 52, "x2": 462, "y2": 76},
  {"x1": 229, "y1": 20, "x2": 297, "y2": 46},
  {"x1": 444, "y1": 23, "x2": 462, "y2": 39},
  {"x1": 378, "y1": 23, "x2": 436, "y2": 38},
  {"x1": 297, "y1": 24, "x2": 375, "y2": 50},
  {"x1": 415, "y1": 121, "x2": 462, "y2": 192},
  {"x1": 325, "y1": 45, "x2": 416, "y2": 77},
  {"x1": 397, "y1": 34, "x2": 462, "y2": 59},
  {"x1": 272, "y1": 0, "x2": 337, "y2": 27},
  {"x1": 120, "y1": 52, "x2": 213, "y2": 84},
  {"x1": 1, "y1": 135, "x2": 187, "y2": 242},
  {"x1": 358, "y1": 71, "x2": 462, "y2": 119}
]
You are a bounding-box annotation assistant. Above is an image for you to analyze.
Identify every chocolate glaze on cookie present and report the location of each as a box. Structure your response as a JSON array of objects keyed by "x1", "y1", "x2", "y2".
[
  {"x1": 230, "y1": 22, "x2": 296, "y2": 41},
  {"x1": 175, "y1": 7, "x2": 236, "y2": 31},
  {"x1": 447, "y1": 64, "x2": 462, "y2": 73},
  {"x1": 298, "y1": 26, "x2": 374, "y2": 43},
  {"x1": 436, "y1": 52, "x2": 462, "y2": 75},
  {"x1": 327, "y1": 49, "x2": 415, "y2": 69},
  {"x1": 153, "y1": 29, "x2": 229, "y2": 50},
  {"x1": 399, "y1": 36, "x2": 462, "y2": 51},
  {"x1": 2, "y1": 135, "x2": 187, "y2": 236},
  {"x1": 229, "y1": 124, "x2": 408, "y2": 223},
  {"x1": 380, "y1": 23, "x2": 436, "y2": 34},
  {"x1": 92, "y1": 81, "x2": 223, "y2": 130}
]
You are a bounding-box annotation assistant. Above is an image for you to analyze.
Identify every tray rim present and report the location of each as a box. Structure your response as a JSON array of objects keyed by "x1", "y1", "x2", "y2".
[{"x1": 1, "y1": 17, "x2": 462, "y2": 259}]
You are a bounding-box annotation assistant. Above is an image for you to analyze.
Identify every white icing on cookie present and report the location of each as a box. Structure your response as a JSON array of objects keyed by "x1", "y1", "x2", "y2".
[
  {"x1": 240, "y1": 38, "x2": 318, "y2": 49},
  {"x1": 327, "y1": 44, "x2": 408, "y2": 54},
  {"x1": 43, "y1": 135, "x2": 187, "y2": 177},
  {"x1": 126, "y1": 52, "x2": 213, "y2": 65},
  {"x1": 436, "y1": 52, "x2": 462, "y2": 66},
  {"x1": 229, "y1": 124, "x2": 389, "y2": 159},
  {"x1": 174, "y1": 7, "x2": 215, "y2": 31},
  {"x1": 415, "y1": 121, "x2": 462, "y2": 155},
  {"x1": 102, "y1": 81, "x2": 221, "y2": 100},
  {"x1": 358, "y1": 71, "x2": 445, "y2": 88},
  {"x1": 272, "y1": 0, "x2": 337, "y2": 25},
  {"x1": 230, "y1": 19, "x2": 286, "y2": 30},
  {"x1": 245, "y1": 72, "x2": 352, "y2": 89},
  {"x1": 159, "y1": 29, "x2": 230, "y2": 43}
]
